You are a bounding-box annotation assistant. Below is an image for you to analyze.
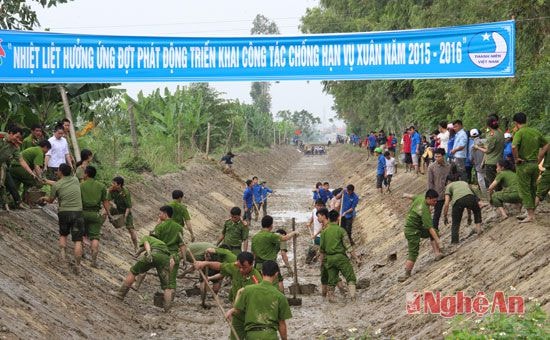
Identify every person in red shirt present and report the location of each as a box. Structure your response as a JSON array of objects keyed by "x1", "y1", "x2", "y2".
[{"x1": 402, "y1": 128, "x2": 412, "y2": 172}]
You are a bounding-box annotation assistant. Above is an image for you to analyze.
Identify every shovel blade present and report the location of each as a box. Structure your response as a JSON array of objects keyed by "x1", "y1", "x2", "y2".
[{"x1": 287, "y1": 297, "x2": 302, "y2": 306}]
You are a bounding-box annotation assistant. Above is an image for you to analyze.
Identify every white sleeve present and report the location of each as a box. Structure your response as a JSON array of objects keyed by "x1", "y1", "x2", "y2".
[{"x1": 62, "y1": 138, "x2": 70, "y2": 155}]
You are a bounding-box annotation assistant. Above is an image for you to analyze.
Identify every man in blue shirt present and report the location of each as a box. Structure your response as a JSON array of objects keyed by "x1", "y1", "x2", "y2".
[
  {"x1": 260, "y1": 181, "x2": 273, "y2": 217},
  {"x1": 450, "y1": 120, "x2": 469, "y2": 181},
  {"x1": 368, "y1": 132, "x2": 377, "y2": 155},
  {"x1": 503, "y1": 132, "x2": 513, "y2": 162},
  {"x1": 340, "y1": 184, "x2": 359, "y2": 245},
  {"x1": 375, "y1": 148, "x2": 386, "y2": 194},
  {"x1": 251, "y1": 176, "x2": 262, "y2": 221},
  {"x1": 409, "y1": 126, "x2": 421, "y2": 174},
  {"x1": 318, "y1": 182, "x2": 333, "y2": 204},
  {"x1": 242, "y1": 179, "x2": 254, "y2": 224}
]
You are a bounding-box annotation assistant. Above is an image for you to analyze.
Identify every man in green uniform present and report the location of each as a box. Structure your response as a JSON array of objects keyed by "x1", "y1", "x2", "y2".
[
  {"x1": 21, "y1": 124, "x2": 45, "y2": 150},
  {"x1": 511, "y1": 112, "x2": 548, "y2": 223},
  {"x1": 487, "y1": 160, "x2": 521, "y2": 219},
  {"x1": 194, "y1": 251, "x2": 261, "y2": 340},
  {"x1": 117, "y1": 235, "x2": 175, "y2": 312},
  {"x1": 40, "y1": 163, "x2": 85, "y2": 274},
  {"x1": 474, "y1": 115, "x2": 504, "y2": 186},
  {"x1": 319, "y1": 209, "x2": 359, "y2": 302},
  {"x1": 251, "y1": 215, "x2": 298, "y2": 291},
  {"x1": 217, "y1": 207, "x2": 249, "y2": 256},
  {"x1": 183, "y1": 242, "x2": 237, "y2": 294},
  {"x1": 398, "y1": 189, "x2": 443, "y2": 282},
  {"x1": 1, "y1": 127, "x2": 37, "y2": 209},
  {"x1": 9, "y1": 140, "x2": 50, "y2": 198},
  {"x1": 535, "y1": 144, "x2": 549, "y2": 206},
  {"x1": 443, "y1": 173, "x2": 483, "y2": 243},
  {"x1": 107, "y1": 176, "x2": 138, "y2": 251},
  {"x1": 150, "y1": 205, "x2": 186, "y2": 301},
  {"x1": 227, "y1": 260, "x2": 292, "y2": 340},
  {"x1": 80, "y1": 166, "x2": 110, "y2": 268},
  {"x1": 167, "y1": 189, "x2": 195, "y2": 242}
]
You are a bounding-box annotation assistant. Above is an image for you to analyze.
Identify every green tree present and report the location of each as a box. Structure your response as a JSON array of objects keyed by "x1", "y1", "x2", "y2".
[
  {"x1": 301, "y1": 0, "x2": 550, "y2": 135},
  {"x1": 0, "y1": 0, "x2": 71, "y2": 30}
]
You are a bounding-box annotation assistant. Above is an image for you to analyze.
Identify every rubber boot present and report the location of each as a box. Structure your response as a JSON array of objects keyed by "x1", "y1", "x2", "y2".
[
  {"x1": 348, "y1": 284, "x2": 357, "y2": 301},
  {"x1": 397, "y1": 270, "x2": 411, "y2": 283},
  {"x1": 117, "y1": 283, "x2": 131, "y2": 300},
  {"x1": 327, "y1": 286, "x2": 336, "y2": 303}
]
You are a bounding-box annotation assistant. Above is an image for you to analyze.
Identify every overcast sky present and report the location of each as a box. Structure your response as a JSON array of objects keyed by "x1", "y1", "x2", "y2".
[{"x1": 32, "y1": 0, "x2": 340, "y2": 126}]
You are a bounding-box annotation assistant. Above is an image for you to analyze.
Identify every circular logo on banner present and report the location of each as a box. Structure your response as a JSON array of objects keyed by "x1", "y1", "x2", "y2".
[{"x1": 468, "y1": 32, "x2": 508, "y2": 69}]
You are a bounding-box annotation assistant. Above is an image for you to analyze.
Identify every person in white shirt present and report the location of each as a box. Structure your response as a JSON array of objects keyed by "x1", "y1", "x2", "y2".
[
  {"x1": 44, "y1": 125, "x2": 73, "y2": 180},
  {"x1": 437, "y1": 121, "x2": 450, "y2": 156},
  {"x1": 307, "y1": 199, "x2": 325, "y2": 245},
  {"x1": 384, "y1": 151, "x2": 396, "y2": 193}
]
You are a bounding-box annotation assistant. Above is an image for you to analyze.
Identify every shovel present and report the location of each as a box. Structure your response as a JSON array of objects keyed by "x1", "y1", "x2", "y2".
[{"x1": 287, "y1": 217, "x2": 302, "y2": 306}]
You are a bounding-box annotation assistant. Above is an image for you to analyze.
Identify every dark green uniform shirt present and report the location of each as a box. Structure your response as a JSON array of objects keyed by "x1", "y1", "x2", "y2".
[
  {"x1": 186, "y1": 242, "x2": 215, "y2": 261},
  {"x1": 251, "y1": 230, "x2": 282, "y2": 261},
  {"x1": 107, "y1": 187, "x2": 132, "y2": 213},
  {"x1": 222, "y1": 219, "x2": 249, "y2": 247},
  {"x1": 168, "y1": 200, "x2": 191, "y2": 226},
  {"x1": 404, "y1": 195, "x2": 433, "y2": 236},
  {"x1": 139, "y1": 235, "x2": 170, "y2": 255},
  {"x1": 494, "y1": 170, "x2": 518, "y2": 192},
  {"x1": 485, "y1": 130, "x2": 505, "y2": 165},
  {"x1": 0, "y1": 133, "x2": 20, "y2": 165},
  {"x1": 21, "y1": 134, "x2": 42, "y2": 150},
  {"x1": 220, "y1": 262, "x2": 262, "y2": 302},
  {"x1": 512, "y1": 126, "x2": 547, "y2": 161},
  {"x1": 544, "y1": 148, "x2": 550, "y2": 169},
  {"x1": 319, "y1": 222, "x2": 347, "y2": 256},
  {"x1": 234, "y1": 280, "x2": 292, "y2": 333},
  {"x1": 445, "y1": 181, "x2": 474, "y2": 206},
  {"x1": 215, "y1": 248, "x2": 237, "y2": 263},
  {"x1": 51, "y1": 176, "x2": 82, "y2": 212},
  {"x1": 12, "y1": 146, "x2": 43, "y2": 168},
  {"x1": 151, "y1": 219, "x2": 185, "y2": 255},
  {"x1": 80, "y1": 178, "x2": 107, "y2": 211}
]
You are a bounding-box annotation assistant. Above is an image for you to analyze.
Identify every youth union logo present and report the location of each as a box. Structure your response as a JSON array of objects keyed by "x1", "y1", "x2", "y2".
[{"x1": 468, "y1": 32, "x2": 508, "y2": 68}]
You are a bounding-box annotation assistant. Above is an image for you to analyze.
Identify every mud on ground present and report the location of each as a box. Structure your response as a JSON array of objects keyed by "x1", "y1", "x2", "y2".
[{"x1": 0, "y1": 145, "x2": 548, "y2": 339}]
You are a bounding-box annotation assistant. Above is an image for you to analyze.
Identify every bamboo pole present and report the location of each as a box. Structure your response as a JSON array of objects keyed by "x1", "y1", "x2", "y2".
[{"x1": 58, "y1": 85, "x2": 81, "y2": 162}]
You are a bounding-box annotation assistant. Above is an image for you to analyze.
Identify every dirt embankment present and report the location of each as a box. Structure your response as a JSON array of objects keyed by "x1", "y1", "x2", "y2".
[
  {"x1": 325, "y1": 146, "x2": 549, "y2": 339},
  {"x1": 0, "y1": 146, "x2": 301, "y2": 339}
]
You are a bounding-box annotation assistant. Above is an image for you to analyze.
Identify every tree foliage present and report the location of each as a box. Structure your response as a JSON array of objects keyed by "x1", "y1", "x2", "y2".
[
  {"x1": 301, "y1": 0, "x2": 550, "y2": 135},
  {"x1": 0, "y1": 0, "x2": 72, "y2": 30},
  {"x1": 277, "y1": 109, "x2": 321, "y2": 140}
]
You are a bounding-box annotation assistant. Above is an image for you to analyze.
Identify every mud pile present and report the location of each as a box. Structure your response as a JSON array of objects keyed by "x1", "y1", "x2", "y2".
[{"x1": 0, "y1": 146, "x2": 301, "y2": 339}]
